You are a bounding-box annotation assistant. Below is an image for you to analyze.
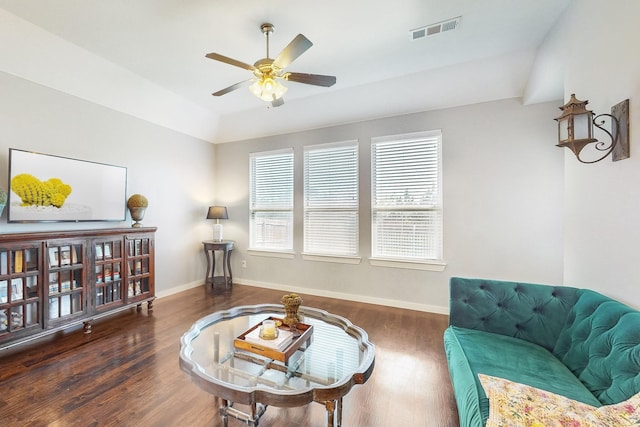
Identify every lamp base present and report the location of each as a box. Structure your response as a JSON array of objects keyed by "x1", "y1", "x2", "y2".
[{"x1": 212, "y1": 223, "x2": 223, "y2": 242}]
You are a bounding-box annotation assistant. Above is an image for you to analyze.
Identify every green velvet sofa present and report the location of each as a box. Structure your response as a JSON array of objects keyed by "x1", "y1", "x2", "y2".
[{"x1": 444, "y1": 277, "x2": 640, "y2": 426}]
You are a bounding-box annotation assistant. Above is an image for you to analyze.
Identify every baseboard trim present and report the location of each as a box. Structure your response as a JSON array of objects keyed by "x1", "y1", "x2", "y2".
[
  {"x1": 156, "y1": 279, "x2": 203, "y2": 299},
  {"x1": 158, "y1": 278, "x2": 449, "y2": 315},
  {"x1": 233, "y1": 277, "x2": 449, "y2": 315}
]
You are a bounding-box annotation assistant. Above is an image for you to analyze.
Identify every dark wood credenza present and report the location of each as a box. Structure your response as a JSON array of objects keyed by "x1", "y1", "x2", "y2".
[{"x1": 0, "y1": 227, "x2": 156, "y2": 351}]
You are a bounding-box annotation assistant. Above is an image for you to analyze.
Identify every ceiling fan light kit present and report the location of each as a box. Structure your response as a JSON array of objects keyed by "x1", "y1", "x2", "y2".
[
  {"x1": 249, "y1": 77, "x2": 287, "y2": 102},
  {"x1": 206, "y1": 23, "x2": 336, "y2": 107}
]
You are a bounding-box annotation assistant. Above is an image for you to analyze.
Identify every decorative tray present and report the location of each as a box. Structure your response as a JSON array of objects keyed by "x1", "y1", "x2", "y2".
[{"x1": 234, "y1": 317, "x2": 314, "y2": 363}]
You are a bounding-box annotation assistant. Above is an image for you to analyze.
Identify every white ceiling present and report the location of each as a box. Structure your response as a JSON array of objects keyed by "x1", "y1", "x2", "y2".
[{"x1": 0, "y1": 0, "x2": 570, "y2": 143}]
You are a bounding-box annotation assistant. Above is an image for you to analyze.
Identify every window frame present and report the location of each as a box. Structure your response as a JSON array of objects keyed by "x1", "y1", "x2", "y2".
[
  {"x1": 302, "y1": 140, "x2": 360, "y2": 262},
  {"x1": 249, "y1": 148, "x2": 295, "y2": 254},
  {"x1": 370, "y1": 130, "x2": 445, "y2": 270}
]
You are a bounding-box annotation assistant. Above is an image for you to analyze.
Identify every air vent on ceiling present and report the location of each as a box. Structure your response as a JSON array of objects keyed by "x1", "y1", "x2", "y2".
[{"x1": 411, "y1": 16, "x2": 461, "y2": 41}]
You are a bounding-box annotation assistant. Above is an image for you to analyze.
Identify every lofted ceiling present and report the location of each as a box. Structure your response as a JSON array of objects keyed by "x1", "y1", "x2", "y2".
[{"x1": 0, "y1": 0, "x2": 570, "y2": 143}]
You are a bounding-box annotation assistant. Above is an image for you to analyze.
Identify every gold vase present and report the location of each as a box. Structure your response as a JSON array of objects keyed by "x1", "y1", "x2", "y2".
[
  {"x1": 281, "y1": 293, "x2": 302, "y2": 327},
  {"x1": 129, "y1": 207, "x2": 146, "y2": 228}
]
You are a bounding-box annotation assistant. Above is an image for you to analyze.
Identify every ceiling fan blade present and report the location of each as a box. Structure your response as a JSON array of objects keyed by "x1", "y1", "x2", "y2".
[
  {"x1": 212, "y1": 80, "x2": 250, "y2": 97},
  {"x1": 271, "y1": 97, "x2": 285, "y2": 108},
  {"x1": 285, "y1": 72, "x2": 336, "y2": 87},
  {"x1": 206, "y1": 53, "x2": 255, "y2": 71},
  {"x1": 273, "y1": 34, "x2": 313, "y2": 69}
]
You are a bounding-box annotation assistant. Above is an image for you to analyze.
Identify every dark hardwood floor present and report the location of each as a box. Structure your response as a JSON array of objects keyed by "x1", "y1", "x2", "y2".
[{"x1": 0, "y1": 284, "x2": 459, "y2": 427}]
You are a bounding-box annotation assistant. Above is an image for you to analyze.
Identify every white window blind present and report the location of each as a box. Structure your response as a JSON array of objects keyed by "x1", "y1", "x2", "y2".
[
  {"x1": 304, "y1": 141, "x2": 359, "y2": 256},
  {"x1": 371, "y1": 131, "x2": 442, "y2": 261},
  {"x1": 250, "y1": 149, "x2": 294, "y2": 251}
]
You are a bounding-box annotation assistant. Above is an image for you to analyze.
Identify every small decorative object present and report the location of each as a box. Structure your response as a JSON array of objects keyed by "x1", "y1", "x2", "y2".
[
  {"x1": 127, "y1": 194, "x2": 148, "y2": 228},
  {"x1": 206, "y1": 206, "x2": 228, "y2": 241},
  {"x1": 0, "y1": 187, "x2": 7, "y2": 217},
  {"x1": 259, "y1": 319, "x2": 279, "y2": 340},
  {"x1": 235, "y1": 317, "x2": 313, "y2": 363},
  {"x1": 281, "y1": 293, "x2": 303, "y2": 327}
]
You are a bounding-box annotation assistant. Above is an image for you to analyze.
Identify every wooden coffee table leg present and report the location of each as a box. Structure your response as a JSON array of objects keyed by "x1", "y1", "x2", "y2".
[{"x1": 325, "y1": 400, "x2": 335, "y2": 426}]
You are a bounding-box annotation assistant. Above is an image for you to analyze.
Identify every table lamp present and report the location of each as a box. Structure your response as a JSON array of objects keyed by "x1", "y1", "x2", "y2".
[{"x1": 207, "y1": 206, "x2": 228, "y2": 241}]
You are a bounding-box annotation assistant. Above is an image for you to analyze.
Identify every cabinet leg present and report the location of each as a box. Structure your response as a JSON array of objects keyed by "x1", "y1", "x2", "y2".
[
  {"x1": 83, "y1": 320, "x2": 92, "y2": 334},
  {"x1": 147, "y1": 299, "x2": 154, "y2": 312}
]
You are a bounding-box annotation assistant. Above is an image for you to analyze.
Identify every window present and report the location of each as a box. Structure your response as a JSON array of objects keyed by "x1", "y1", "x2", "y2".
[
  {"x1": 303, "y1": 141, "x2": 359, "y2": 257},
  {"x1": 249, "y1": 149, "x2": 294, "y2": 252},
  {"x1": 371, "y1": 130, "x2": 442, "y2": 262}
]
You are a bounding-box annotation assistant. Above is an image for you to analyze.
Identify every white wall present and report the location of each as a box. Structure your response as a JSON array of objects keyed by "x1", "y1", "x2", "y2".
[
  {"x1": 0, "y1": 71, "x2": 217, "y2": 296},
  {"x1": 0, "y1": 8, "x2": 218, "y2": 143},
  {"x1": 215, "y1": 98, "x2": 564, "y2": 313},
  {"x1": 542, "y1": 0, "x2": 640, "y2": 307},
  {"x1": 0, "y1": 67, "x2": 567, "y2": 314}
]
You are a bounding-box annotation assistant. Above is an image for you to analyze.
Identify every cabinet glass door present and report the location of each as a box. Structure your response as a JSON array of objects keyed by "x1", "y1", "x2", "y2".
[
  {"x1": 126, "y1": 236, "x2": 152, "y2": 301},
  {"x1": 0, "y1": 246, "x2": 41, "y2": 336},
  {"x1": 94, "y1": 239, "x2": 124, "y2": 310},
  {"x1": 47, "y1": 243, "x2": 85, "y2": 323}
]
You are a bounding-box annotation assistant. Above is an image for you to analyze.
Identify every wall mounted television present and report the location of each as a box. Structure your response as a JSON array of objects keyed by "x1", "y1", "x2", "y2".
[{"x1": 8, "y1": 149, "x2": 128, "y2": 223}]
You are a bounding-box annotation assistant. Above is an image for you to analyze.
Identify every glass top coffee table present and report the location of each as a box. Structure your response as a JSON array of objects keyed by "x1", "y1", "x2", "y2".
[{"x1": 179, "y1": 304, "x2": 375, "y2": 426}]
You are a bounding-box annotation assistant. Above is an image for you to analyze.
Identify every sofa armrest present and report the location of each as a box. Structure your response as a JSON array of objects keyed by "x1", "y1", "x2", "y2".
[
  {"x1": 449, "y1": 277, "x2": 579, "y2": 351},
  {"x1": 444, "y1": 327, "x2": 486, "y2": 427}
]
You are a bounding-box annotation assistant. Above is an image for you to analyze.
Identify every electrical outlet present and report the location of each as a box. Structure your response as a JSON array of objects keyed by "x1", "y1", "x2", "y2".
[{"x1": 241, "y1": 260, "x2": 247, "y2": 268}]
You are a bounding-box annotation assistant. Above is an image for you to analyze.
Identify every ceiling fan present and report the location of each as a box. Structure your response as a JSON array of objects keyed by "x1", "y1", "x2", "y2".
[{"x1": 206, "y1": 23, "x2": 336, "y2": 107}]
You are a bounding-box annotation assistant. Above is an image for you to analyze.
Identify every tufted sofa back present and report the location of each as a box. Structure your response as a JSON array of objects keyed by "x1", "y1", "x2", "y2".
[
  {"x1": 449, "y1": 277, "x2": 579, "y2": 351},
  {"x1": 553, "y1": 289, "x2": 640, "y2": 404}
]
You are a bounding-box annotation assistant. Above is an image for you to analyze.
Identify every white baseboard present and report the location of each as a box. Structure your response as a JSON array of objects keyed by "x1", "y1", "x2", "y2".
[
  {"x1": 156, "y1": 279, "x2": 203, "y2": 299},
  {"x1": 157, "y1": 278, "x2": 449, "y2": 315},
  {"x1": 233, "y1": 277, "x2": 450, "y2": 315}
]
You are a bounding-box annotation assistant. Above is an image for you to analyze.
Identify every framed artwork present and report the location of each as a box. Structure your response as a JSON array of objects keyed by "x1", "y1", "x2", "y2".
[
  {"x1": 0, "y1": 252, "x2": 6, "y2": 275},
  {"x1": 8, "y1": 148, "x2": 127, "y2": 222},
  {"x1": 49, "y1": 248, "x2": 59, "y2": 268},
  {"x1": 60, "y1": 246, "x2": 72, "y2": 266},
  {"x1": 11, "y1": 278, "x2": 23, "y2": 301},
  {"x1": 0, "y1": 280, "x2": 7, "y2": 303}
]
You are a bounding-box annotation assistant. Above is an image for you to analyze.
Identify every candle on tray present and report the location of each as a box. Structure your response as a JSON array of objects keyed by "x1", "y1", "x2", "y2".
[{"x1": 261, "y1": 319, "x2": 278, "y2": 339}]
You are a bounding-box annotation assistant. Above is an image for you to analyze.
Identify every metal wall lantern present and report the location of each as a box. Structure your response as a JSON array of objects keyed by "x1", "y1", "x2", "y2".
[{"x1": 554, "y1": 94, "x2": 630, "y2": 164}]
